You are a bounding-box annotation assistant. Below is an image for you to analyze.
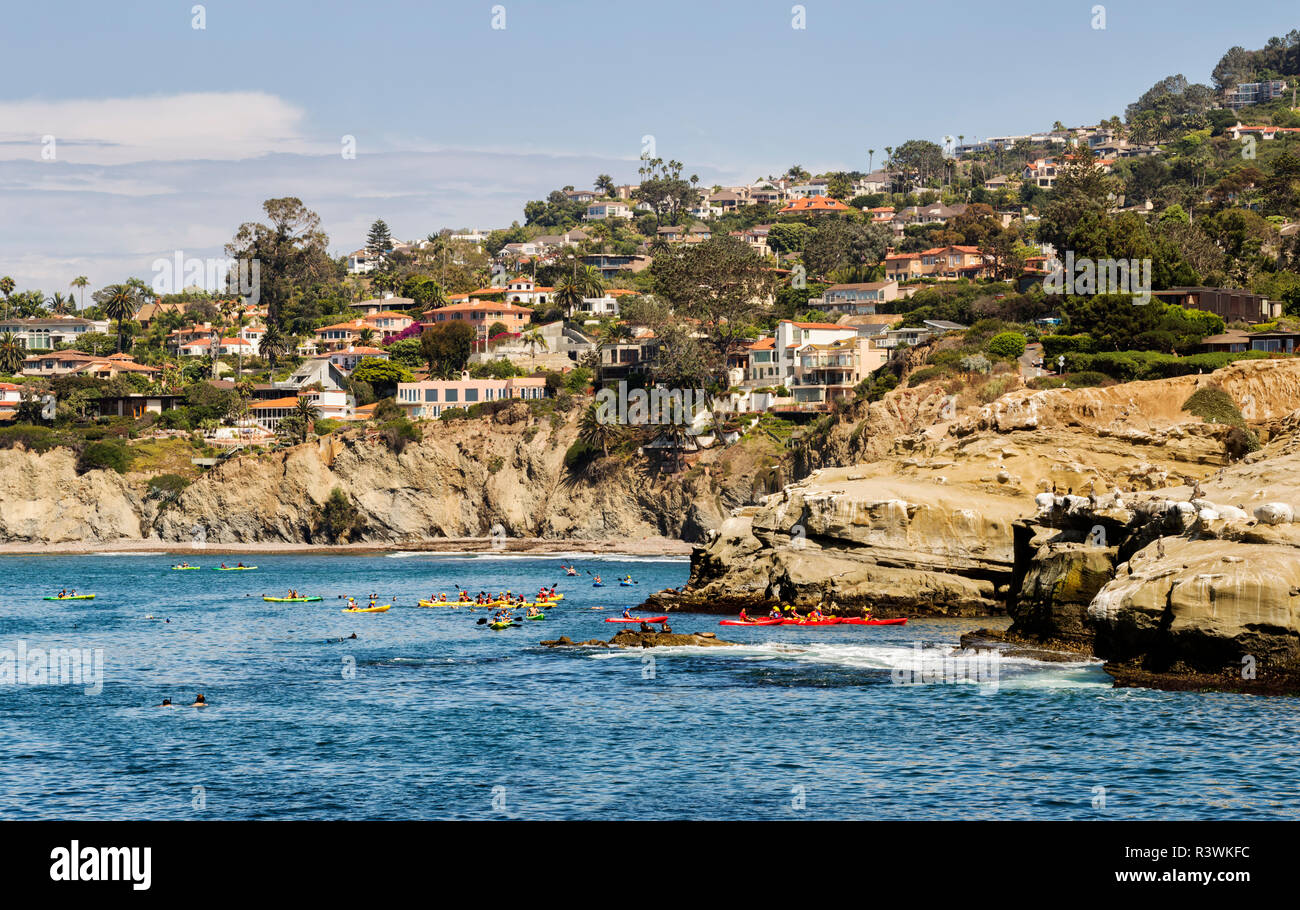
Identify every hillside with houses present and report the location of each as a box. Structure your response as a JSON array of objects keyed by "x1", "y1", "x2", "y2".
[{"x1": 0, "y1": 31, "x2": 1298, "y2": 552}]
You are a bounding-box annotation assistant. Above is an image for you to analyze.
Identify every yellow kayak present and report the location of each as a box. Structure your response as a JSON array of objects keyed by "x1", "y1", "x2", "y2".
[
  {"x1": 418, "y1": 600, "x2": 474, "y2": 607},
  {"x1": 342, "y1": 604, "x2": 391, "y2": 614}
]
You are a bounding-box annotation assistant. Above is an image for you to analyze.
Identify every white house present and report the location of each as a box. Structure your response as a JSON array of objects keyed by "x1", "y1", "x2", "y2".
[
  {"x1": 773, "y1": 320, "x2": 860, "y2": 386},
  {"x1": 584, "y1": 201, "x2": 632, "y2": 220}
]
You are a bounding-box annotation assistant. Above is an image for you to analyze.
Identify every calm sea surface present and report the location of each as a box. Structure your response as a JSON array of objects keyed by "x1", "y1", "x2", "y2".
[{"x1": 1, "y1": 552, "x2": 1295, "y2": 819}]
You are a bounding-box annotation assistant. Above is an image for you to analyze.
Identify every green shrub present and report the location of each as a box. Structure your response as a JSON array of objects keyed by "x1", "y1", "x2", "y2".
[
  {"x1": 439, "y1": 407, "x2": 468, "y2": 421},
  {"x1": 147, "y1": 473, "x2": 190, "y2": 497},
  {"x1": 0, "y1": 425, "x2": 61, "y2": 453},
  {"x1": 378, "y1": 417, "x2": 421, "y2": 453},
  {"x1": 986, "y1": 331, "x2": 1027, "y2": 361},
  {"x1": 563, "y1": 438, "x2": 597, "y2": 472},
  {"x1": 77, "y1": 439, "x2": 132, "y2": 474},
  {"x1": 906, "y1": 366, "x2": 945, "y2": 387},
  {"x1": 1039, "y1": 333, "x2": 1095, "y2": 360},
  {"x1": 314, "y1": 418, "x2": 345, "y2": 436},
  {"x1": 314, "y1": 487, "x2": 365, "y2": 542},
  {"x1": 1181, "y1": 387, "x2": 1246, "y2": 428},
  {"x1": 487, "y1": 455, "x2": 505, "y2": 474}
]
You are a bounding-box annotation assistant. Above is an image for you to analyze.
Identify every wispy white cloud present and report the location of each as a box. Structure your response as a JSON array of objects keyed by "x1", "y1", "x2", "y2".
[
  {"x1": 0, "y1": 92, "x2": 317, "y2": 164},
  {"x1": 0, "y1": 92, "x2": 748, "y2": 293}
]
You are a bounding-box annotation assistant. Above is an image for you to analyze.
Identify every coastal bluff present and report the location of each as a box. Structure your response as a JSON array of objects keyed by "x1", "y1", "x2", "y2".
[{"x1": 651, "y1": 358, "x2": 1300, "y2": 693}]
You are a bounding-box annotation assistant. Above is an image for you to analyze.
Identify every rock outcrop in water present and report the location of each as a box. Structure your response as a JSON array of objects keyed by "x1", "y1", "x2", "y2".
[
  {"x1": 541, "y1": 630, "x2": 736, "y2": 648},
  {"x1": 652, "y1": 358, "x2": 1300, "y2": 692}
]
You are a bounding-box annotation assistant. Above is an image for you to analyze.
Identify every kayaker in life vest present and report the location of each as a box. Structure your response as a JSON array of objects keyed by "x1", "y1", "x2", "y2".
[
  {"x1": 769, "y1": 606, "x2": 782, "y2": 619},
  {"x1": 808, "y1": 606, "x2": 825, "y2": 621},
  {"x1": 622, "y1": 607, "x2": 633, "y2": 619},
  {"x1": 593, "y1": 575, "x2": 603, "y2": 585},
  {"x1": 738, "y1": 608, "x2": 750, "y2": 622}
]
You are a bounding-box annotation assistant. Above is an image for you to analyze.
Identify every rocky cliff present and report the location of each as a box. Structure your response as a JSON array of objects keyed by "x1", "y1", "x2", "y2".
[
  {"x1": 656, "y1": 358, "x2": 1300, "y2": 692},
  {"x1": 0, "y1": 401, "x2": 776, "y2": 547}
]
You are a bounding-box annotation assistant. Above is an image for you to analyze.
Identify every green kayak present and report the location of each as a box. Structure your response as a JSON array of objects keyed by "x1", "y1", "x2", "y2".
[
  {"x1": 263, "y1": 596, "x2": 323, "y2": 603},
  {"x1": 44, "y1": 594, "x2": 95, "y2": 601},
  {"x1": 488, "y1": 620, "x2": 518, "y2": 630},
  {"x1": 525, "y1": 612, "x2": 545, "y2": 621}
]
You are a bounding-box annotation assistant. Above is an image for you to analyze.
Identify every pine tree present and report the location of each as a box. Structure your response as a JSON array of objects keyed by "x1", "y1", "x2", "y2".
[{"x1": 366, "y1": 219, "x2": 394, "y2": 257}]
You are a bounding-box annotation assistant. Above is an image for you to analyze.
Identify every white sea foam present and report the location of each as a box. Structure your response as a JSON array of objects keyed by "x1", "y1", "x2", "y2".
[{"x1": 589, "y1": 640, "x2": 1107, "y2": 688}]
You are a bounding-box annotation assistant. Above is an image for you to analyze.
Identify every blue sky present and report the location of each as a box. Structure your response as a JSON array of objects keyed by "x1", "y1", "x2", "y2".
[{"x1": 0, "y1": 0, "x2": 1295, "y2": 293}]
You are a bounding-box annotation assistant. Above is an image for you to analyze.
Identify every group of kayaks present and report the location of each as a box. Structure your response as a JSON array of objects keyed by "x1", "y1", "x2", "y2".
[
  {"x1": 719, "y1": 616, "x2": 908, "y2": 627},
  {"x1": 170, "y1": 565, "x2": 258, "y2": 571},
  {"x1": 418, "y1": 593, "x2": 565, "y2": 609}
]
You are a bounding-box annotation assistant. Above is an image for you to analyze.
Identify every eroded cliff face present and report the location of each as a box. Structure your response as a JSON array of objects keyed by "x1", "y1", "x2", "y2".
[
  {"x1": 0, "y1": 448, "x2": 148, "y2": 542},
  {"x1": 0, "y1": 402, "x2": 772, "y2": 547}
]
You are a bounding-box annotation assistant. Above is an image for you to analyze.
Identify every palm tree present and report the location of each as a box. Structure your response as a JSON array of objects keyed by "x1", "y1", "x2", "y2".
[
  {"x1": 578, "y1": 401, "x2": 624, "y2": 457},
  {"x1": 0, "y1": 277, "x2": 14, "y2": 321},
  {"x1": 46, "y1": 292, "x2": 72, "y2": 315},
  {"x1": 357, "y1": 327, "x2": 377, "y2": 347},
  {"x1": 521, "y1": 327, "x2": 547, "y2": 367},
  {"x1": 70, "y1": 276, "x2": 89, "y2": 311},
  {"x1": 553, "y1": 276, "x2": 584, "y2": 316},
  {"x1": 0, "y1": 331, "x2": 25, "y2": 375},
  {"x1": 868, "y1": 149, "x2": 875, "y2": 172},
  {"x1": 578, "y1": 265, "x2": 604, "y2": 298},
  {"x1": 100, "y1": 284, "x2": 140, "y2": 353},
  {"x1": 292, "y1": 396, "x2": 320, "y2": 438},
  {"x1": 260, "y1": 322, "x2": 288, "y2": 371}
]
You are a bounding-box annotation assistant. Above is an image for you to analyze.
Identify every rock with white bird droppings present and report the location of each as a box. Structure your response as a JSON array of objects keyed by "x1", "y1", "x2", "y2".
[{"x1": 1254, "y1": 503, "x2": 1295, "y2": 526}]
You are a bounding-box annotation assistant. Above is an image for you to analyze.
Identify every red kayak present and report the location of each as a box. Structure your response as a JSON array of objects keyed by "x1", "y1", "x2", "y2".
[
  {"x1": 719, "y1": 618, "x2": 783, "y2": 626},
  {"x1": 605, "y1": 616, "x2": 669, "y2": 623},
  {"x1": 780, "y1": 618, "x2": 840, "y2": 626},
  {"x1": 838, "y1": 617, "x2": 908, "y2": 626}
]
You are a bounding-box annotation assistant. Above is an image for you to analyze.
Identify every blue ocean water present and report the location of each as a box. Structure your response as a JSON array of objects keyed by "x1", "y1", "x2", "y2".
[{"x1": 0, "y1": 552, "x2": 1295, "y2": 820}]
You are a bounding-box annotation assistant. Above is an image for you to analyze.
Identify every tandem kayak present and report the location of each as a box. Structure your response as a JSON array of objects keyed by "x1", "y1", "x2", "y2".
[
  {"x1": 488, "y1": 620, "x2": 518, "y2": 630},
  {"x1": 263, "y1": 596, "x2": 323, "y2": 603},
  {"x1": 418, "y1": 600, "x2": 474, "y2": 607},
  {"x1": 780, "y1": 618, "x2": 840, "y2": 626},
  {"x1": 215, "y1": 567, "x2": 258, "y2": 571},
  {"x1": 619, "y1": 581, "x2": 636, "y2": 586},
  {"x1": 342, "y1": 605, "x2": 390, "y2": 613},
  {"x1": 719, "y1": 618, "x2": 783, "y2": 626},
  {"x1": 171, "y1": 566, "x2": 201, "y2": 571},
  {"x1": 605, "y1": 616, "x2": 668, "y2": 624},
  {"x1": 838, "y1": 617, "x2": 908, "y2": 626},
  {"x1": 43, "y1": 594, "x2": 96, "y2": 601}
]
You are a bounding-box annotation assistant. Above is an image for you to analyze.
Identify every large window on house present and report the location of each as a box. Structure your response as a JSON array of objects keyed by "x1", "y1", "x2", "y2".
[
  {"x1": 445, "y1": 389, "x2": 458, "y2": 402},
  {"x1": 425, "y1": 388, "x2": 438, "y2": 402},
  {"x1": 465, "y1": 388, "x2": 479, "y2": 402}
]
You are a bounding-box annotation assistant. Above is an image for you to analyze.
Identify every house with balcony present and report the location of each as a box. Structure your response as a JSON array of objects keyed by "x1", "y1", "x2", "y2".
[
  {"x1": 584, "y1": 201, "x2": 632, "y2": 220},
  {"x1": 778, "y1": 196, "x2": 850, "y2": 216},
  {"x1": 350, "y1": 296, "x2": 415, "y2": 315},
  {"x1": 773, "y1": 321, "x2": 860, "y2": 387},
  {"x1": 421, "y1": 300, "x2": 533, "y2": 341},
  {"x1": 790, "y1": 337, "x2": 889, "y2": 406},
  {"x1": 1149, "y1": 287, "x2": 1280, "y2": 323},
  {"x1": 396, "y1": 373, "x2": 548, "y2": 419},
  {"x1": 1024, "y1": 159, "x2": 1058, "y2": 189},
  {"x1": 1223, "y1": 80, "x2": 1289, "y2": 110},
  {"x1": 504, "y1": 277, "x2": 555, "y2": 306},
  {"x1": 0, "y1": 316, "x2": 110, "y2": 351},
  {"x1": 321, "y1": 346, "x2": 390, "y2": 373},
  {"x1": 817, "y1": 281, "x2": 900, "y2": 316},
  {"x1": 20, "y1": 350, "x2": 159, "y2": 379},
  {"x1": 583, "y1": 253, "x2": 651, "y2": 280}
]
